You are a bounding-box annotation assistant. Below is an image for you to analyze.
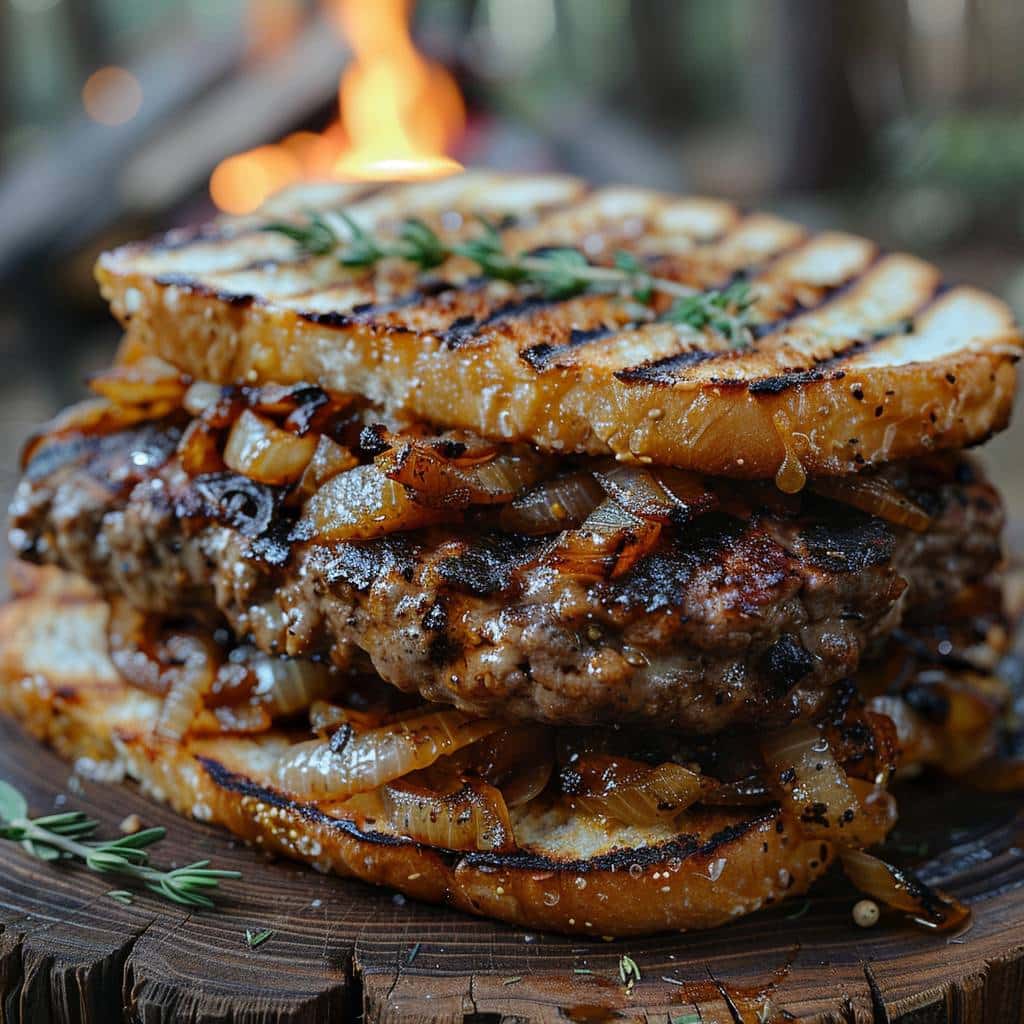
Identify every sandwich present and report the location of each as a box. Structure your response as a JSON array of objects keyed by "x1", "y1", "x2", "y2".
[{"x1": 3, "y1": 172, "x2": 1020, "y2": 935}]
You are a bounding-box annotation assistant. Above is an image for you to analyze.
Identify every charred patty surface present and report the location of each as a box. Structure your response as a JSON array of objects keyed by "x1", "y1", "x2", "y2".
[{"x1": 10, "y1": 425, "x2": 1003, "y2": 731}]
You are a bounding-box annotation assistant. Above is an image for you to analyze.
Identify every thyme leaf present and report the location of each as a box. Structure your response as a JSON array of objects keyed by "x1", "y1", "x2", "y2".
[
  {"x1": 0, "y1": 780, "x2": 239, "y2": 909},
  {"x1": 263, "y1": 215, "x2": 758, "y2": 347}
]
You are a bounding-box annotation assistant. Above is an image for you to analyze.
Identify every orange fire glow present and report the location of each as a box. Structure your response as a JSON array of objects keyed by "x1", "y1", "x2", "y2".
[{"x1": 209, "y1": 0, "x2": 465, "y2": 214}]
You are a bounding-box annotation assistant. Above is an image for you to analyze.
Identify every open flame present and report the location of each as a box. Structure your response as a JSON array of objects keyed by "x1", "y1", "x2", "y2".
[
  {"x1": 331, "y1": 0, "x2": 464, "y2": 181},
  {"x1": 210, "y1": 0, "x2": 465, "y2": 214}
]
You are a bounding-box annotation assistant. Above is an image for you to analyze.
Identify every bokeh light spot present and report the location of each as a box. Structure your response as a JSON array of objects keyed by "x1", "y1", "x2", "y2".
[{"x1": 82, "y1": 67, "x2": 142, "y2": 126}]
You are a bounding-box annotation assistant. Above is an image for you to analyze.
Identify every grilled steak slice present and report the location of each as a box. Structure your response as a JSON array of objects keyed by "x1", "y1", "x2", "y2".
[
  {"x1": 96, "y1": 173, "x2": 1021, "y2": 479},
  {"x1": 10, "y1": 425, "x2": 1003, "y2": 731}
]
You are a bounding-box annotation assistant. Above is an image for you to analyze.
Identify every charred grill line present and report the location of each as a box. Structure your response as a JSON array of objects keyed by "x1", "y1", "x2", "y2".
[
  {"x1": 614, "y1": 347, "x2": 723, "y2": 384},
  {"x1": 442, "y1": 295, "x2": 560, "y2": 349},
  {"x1": 519, "y1": 325, "x2": 618, "y2": 371},
  {"x1": 748, "y1": 248, "x2": 884, "y2": 342},
  {"x1": 747, "y1": 277, "x2": 947, "y2": 397}
]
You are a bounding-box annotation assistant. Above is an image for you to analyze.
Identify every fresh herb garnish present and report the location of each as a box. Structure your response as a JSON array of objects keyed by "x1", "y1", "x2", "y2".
[
  {"x1": 264, "y1": 214, "x2": 757, "y2": 346},
  {"x1": 244, "y1": 927, "x2": 275, "y2": 949},
  {"x1": 664, "y1": 280, "x2": 756, "y2": 346},
  {"x1": 671, "y1": 1014, "x2": 702, "y2": 1024},
  {"x1": 0, "y1": 780, "x2": 240, "y2": 909},
  {"x1": 619, "y1": 953, "x2": 641, "y2": 992}
]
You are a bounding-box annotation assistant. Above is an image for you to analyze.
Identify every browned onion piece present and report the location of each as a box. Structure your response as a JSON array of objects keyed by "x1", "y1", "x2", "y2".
[
  {"x1": 177, "y1": 419, "x2": 225, "y2": 476},
  {"x1": 20, "y1": 398, "x2": 178, "y2": 469},
  {"x1": 699, "y1": 773, "x2": 772, "y2": 807},
  {"x1": 810, "y1": 475, "x2": 932, "y2": 532},
  {"x1": 381, "y1": 775, "x2": 516, "y2": 852},
  {"x1": 107, "y1": 598, "x2": 166, "y2": 694},
  {"x1": 761, "y1": 724, "x2": 889, "y2": 845},
  {"x1": 596, "y1": 466, "x2": 717, "y2": 525},
  {"x1": 543, "y1": 499, "x2": 661, "y2": 579},
  {"x1": 309, "y1": 700, "x2": 350, "y2": 736},
  {"x1": 293, "y1": 435, "x2": 359, "y2": 503},
  {"x1": 846, "y1": 778, "x2": 898, "y2": 847},
  {"x1": 871, "y1": 675, "x2": 1002, "y2": 778},
  {"x1": 294, "y1": 464, "x2": 451, "y2": 542},
  {"x1": 182, "y1": 380, "x2": 224, "y2": 417},
  {"x1": 187, "y1": 704, "x2": 273, "y2": 736},
  {"x1": 154, "y1": 633, "x2": 218, "y2": 741},
  {"x1": 223, "y1": 409, "x2": 318, "y2": 486},
  {"x1": 567, "y1": 755, "x2": 706, "y2": 826},
  {"x1": 839, "y1": 848, "x2": 970, "y2": 930},
  {"x1": 498, "y1": 472, "x2": 605, "y2": 535},
  {"x1": 275, "y1": 710, "x2": 502, "y2": 801},
  {"x1": 435, "y1": 725, "x2": 554, "y2": 807},
  {"x1": 379, "y1": 438, "x2": 550, "y2": 509},
  {"x1": 88, "y1": 356, "x2": 188, "y2": 407},
  {"x1": 243, "y1": 650, "x2": 336, "y2": 715}
]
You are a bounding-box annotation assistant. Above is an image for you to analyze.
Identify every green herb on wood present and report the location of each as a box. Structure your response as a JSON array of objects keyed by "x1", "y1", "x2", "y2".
[
  {"x1": 244, "y1": 928, "x2": 275, "y2": 949},
  {"x1": 0, "y1": 780, "x2": 239, "y2": 909}
]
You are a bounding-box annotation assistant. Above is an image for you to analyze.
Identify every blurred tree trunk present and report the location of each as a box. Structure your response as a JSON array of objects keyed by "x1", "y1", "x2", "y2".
[
  {"x1": 768, "y1": 0, "x2": 869, "y2": 191},
  {"x1": 627, "y1": 0, "x2": 693, "y2": 127},
  {"x1": 66, "y1": 0, "x2": 114, "y2": 78}
]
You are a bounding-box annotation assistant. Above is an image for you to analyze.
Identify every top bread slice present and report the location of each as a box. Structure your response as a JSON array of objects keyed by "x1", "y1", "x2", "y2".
[{"x1": 96, "y1": 171, "x2": 1021, "y2": 480}]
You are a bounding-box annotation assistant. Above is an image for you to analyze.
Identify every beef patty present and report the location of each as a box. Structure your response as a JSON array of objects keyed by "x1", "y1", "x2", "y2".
[{"x1": 9, "y1": 422, "x2": 1003, "y2": 732}]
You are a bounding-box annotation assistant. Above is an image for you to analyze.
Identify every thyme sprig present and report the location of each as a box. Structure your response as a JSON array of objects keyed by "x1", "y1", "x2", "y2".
[
  {"x1": 263, "y1": 213, "x2": 758, "y2": 345},
  {"x1": 0, "y1": 780, "x2": 240, "y2": 909}
]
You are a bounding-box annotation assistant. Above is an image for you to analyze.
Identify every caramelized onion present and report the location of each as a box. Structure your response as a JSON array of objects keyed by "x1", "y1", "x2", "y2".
[
  {"x1": 435, "y1": 725, "x2": 554, "y2": 807},
  {"x1": 870, "y1": 677, "x2": 1001, "y2": 777},
  {"x1": 293, "y1": 435, "x2": 359, "y2": 503},
  {"x1": 810, "y1": 475, "x2": 932, "y2": 532},
  {"x1": 699, "y1": 773, "x2": 772, "y2": 807},
  {"x1": 20, "y1": 398, "x2": 175, "y2": 469},
  {"x1": 182, "y1": 381, "x2": 224, "y2": 417},
  {"x1": 381, "y1": 775, "x2": 516, "y2": 852},
  {"x1": 245, "y1": 651, "x2": 336, "y2": 715},
  {"x1": 154, "y1": 633, "x2": 217, "y2": 741},
  {"x1": 596, "y1": 466, "x2": 717, "y2": 525},
  {"x1": 543, "y1": 499, "x2": 661, "y2": 579},
  {"x1": 498, "y1": 472, "x2": 605, "y2": 535},
  {"x1": 761, "y1": 724, "x2": 893, "y2": 846},
  {"x1": 224, "y1": 409, "x2": 318, "y2": 486},
  {"x1": 187, "y1": 704, "x2": 273, "y2": 736},
  {"x1": 107, "y1": 598, "x2": 166, "y2": 694},
  {"x1": 567, "y1": 755, "x2": 706, "y2": 826},
  {"x1": 294, "y1": 464, "x2": 450, "y2": 542},
  {"x1": 275, "y1": 710, "x2": 502, "y2": 801},
  {"x1": 88, "y1": 356, "x2": 188, "y2": 407},
  {"x1": 380, "y1": 439, "x2": 549, "y2": 509},
  {"x1": 839, "y1": 848, "x2": 970, "y2": 931},
  {"x1": 177, "y1": 419, "x2": 225, "y2": 476}
]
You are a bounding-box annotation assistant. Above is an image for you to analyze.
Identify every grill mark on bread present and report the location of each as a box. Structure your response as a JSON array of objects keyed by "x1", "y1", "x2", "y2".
[
  {"x1": 200, "y1": 757, "x2": 784, "y2": 875},
  {"x1": 520, "y1": 325, "x2": 618, "y2": 371},
  {"x1": 614, "y1": 347, "x2": 724, "y2": 384}
]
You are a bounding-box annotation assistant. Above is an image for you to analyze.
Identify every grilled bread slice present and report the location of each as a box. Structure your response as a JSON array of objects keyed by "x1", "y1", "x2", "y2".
[
  {"x1": 96, "y1": 171, "x2": 1021, "y2": 482},
  {"x1": 0, "y1": 566, "x2": 839, "y2": 936}
]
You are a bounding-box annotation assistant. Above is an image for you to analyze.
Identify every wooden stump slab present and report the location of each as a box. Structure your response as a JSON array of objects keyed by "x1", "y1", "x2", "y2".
[{"x1": 2, "y1": 718, "x2": 1024, "y2": 1023}]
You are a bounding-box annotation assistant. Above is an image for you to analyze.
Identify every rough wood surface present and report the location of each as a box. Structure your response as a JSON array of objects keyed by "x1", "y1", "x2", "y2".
[{"x1": 1, "y1": 718, "x2": 1023, "y2": 1023}]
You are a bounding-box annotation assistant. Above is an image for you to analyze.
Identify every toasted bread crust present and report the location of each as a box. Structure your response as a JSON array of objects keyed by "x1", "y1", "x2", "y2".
[
  {"x1": 96, "y1": 173, "x2": 1021, "y2": 479},
  {"x1": 0, "y1": 566, "x2": 834, "y2": 936}
]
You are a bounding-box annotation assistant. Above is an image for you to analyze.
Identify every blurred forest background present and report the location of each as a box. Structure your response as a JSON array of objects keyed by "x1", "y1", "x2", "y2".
[{"x1": 0, "y1": 0, "x2": 1022, "y2": 534}]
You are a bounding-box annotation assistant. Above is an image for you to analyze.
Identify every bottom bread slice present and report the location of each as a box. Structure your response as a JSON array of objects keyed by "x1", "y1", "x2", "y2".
[{"x1": 0, "y1": 566, "x2": 836, "y2": 936}]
